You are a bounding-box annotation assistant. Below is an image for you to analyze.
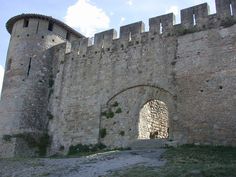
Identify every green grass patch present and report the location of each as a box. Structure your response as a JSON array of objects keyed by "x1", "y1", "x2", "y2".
[
  {"x1": 110, "y1": 145, "x2": 236, "y2": 177},
  {"x1": 111, "y1": 166, "x2": 159, "y2": 177}
]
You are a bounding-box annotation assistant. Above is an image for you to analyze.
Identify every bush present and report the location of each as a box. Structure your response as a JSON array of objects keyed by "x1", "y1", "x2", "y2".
[
  {"x1": 68, "y1": 143, "x2": 107, "y2": 156},
  {"x1": 5, "y1": 133, "x2": 51, "y2": 156},
  {"x1": 112, "y1": 101, "x2": 119, "y2": 107},
  {"x1": 115, "y1": 108, "x2": 122, "y2": 114},
  {"x1": 101, "y1": 109, "x2": 114, "y2": 119}
]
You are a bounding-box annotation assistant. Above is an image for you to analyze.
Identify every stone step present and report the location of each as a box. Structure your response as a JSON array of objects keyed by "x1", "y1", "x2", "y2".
[{"x1": 129, "y1": 139, "x2": 168, "y2": 150}]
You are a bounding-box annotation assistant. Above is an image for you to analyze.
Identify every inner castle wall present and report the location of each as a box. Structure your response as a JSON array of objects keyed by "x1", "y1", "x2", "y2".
[{"x1": 0, "y1": 0, "x2": 236, "y2": 157}]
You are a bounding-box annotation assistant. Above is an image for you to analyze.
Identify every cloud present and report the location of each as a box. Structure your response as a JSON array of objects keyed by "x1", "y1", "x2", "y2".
[
  {"x1": 166, "y1": 5, "x2": 179, "y2": 16},
  {"x1": 64, "y1": 0, "x2": 110, "y2": 37},
  {"x1": 0, "y1": 65, "x2": 4, "y2": 96},
  {"x1": 126, "y1": 0, "x2": 133, "y2": 6},
  {"x1": 165, "y1": 5, "x2": 180, "y2": 23},
  {"x1": 120, "y1": 17, "x2": 126, "y2": 25}
]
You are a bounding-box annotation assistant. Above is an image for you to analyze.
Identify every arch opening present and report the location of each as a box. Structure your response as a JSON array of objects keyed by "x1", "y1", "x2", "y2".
[{"x1": 138, "y1": 100, "x2": 169, "y2": 139}]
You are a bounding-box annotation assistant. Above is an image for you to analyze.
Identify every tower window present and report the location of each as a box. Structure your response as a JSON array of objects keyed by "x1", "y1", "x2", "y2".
[
  {"x1": 7, "y1": 58, "x2": 12, "y2": 71},
  {"x1": 66, "y1": 32, "x2": 71, "y2": 40},
  {"x1": 23, "y1": 19, "x2": 29, "y2": 28},
  {"x1": 48, "y1": 22, "x2": 54, "y2": 31},
  {"x1": 27, "y1": 57, "x2": 32, "y2": 76}
]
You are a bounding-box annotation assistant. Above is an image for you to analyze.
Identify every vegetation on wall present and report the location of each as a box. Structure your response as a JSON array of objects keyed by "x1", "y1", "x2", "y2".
[
  {"x1": 115, "y1": 107, "x2": 122, "y2": 114},
  {"x1": 2, "y1": 133, "x2": 51, "y2": 156},
  {"x1": 112, "y1": 101, "x2": 119, "y2": 107},
  {"x1": 48, "y1": 75, "x2": 54, "y2": 88},
  {"x1": 101, "y1": 101, "x2": 122, "y2": 119},
  {"x1": 101, "y1": 108, "x2": 115, "y2": 119},
  {"x1": 68, "y1": 143, "x2": 106, "y2": 156},
  {"x1": 2, "y1": 135, "x2": 12, "y2": 142},
  {"x1": 47, "y1": 111, "x2": 54, "y2": 120},
  {"x1": 221, "y1": 17, "x2": 236, "y2": 28},
  {"x1": 100, "y1": 128, "x2": 107, "y2": 138},
  {"x1": 119, "y1": 131, "x2": 125, "y2": 136},
  {"x1": 176, "y1": 27, "x2": 199, "y2": 36}
]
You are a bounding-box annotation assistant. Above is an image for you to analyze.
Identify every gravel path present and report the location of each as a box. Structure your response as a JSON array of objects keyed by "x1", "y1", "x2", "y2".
[{"x1": 0, "y1": 149, "x2": 166, "y2": 177}]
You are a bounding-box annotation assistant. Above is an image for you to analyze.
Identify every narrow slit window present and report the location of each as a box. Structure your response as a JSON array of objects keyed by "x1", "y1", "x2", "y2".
[
  {"x1": 36, "y1": 21, "x2": 39, "y2": 34},
  {"x1": 48, "y1": 22, "x2": 54, "y2": 31},
  {"x1": 230, "y1": 3, "x2": 233, "y2": 16},
  {"x1": 160, "y1": 22, "x2": 163, "y2": 34},
  {"x1": 66, "y1": 32, "x2": 71, "y2": 40},
  {"x1": 7, "y1": 58, "x2": 12, "y2": 71},
  {"x1": 128, "y1": 32, "x2": 132, "y2": 42},
  {"x1": 27, "y1": 57, "x2": 32, "y2": 76},
  {"x1": 193, "y1": 13, "x2": 196, "y2": 26},
  {"x1": 23, "y1": 19, "x2": 29, "y2": 28}
]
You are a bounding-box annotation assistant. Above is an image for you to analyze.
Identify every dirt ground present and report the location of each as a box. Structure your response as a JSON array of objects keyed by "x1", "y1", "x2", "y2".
[{"x1": 0, "y1": 149, "x2": 165, "y2": 177}]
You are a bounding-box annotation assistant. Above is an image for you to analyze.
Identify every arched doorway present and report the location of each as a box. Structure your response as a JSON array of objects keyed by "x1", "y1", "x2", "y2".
[{"x1": 138, "y1": 100, "x2": 169, "y2": 139}]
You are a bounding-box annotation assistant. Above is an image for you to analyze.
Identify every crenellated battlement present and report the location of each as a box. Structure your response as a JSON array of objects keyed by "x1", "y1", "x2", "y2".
[{"x1": 68, "y1": 0, "x2": 236, "y2": 54}]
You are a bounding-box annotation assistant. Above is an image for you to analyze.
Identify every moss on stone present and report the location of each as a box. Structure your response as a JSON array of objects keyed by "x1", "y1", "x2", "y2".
[
  {"x1": 47, "y1": 111, "x2": 54, "y2": 120},
  {"x1": 106, "y1": 110, "x2": 114, "y2": 119},
  {"x1": 112, "y1": 101, "x2": 119, "y2": 107},
  {"x1": 2, "y1": 134, "x2": 12, "y2": 142},
  {"x1": 119, "y1": 131, "x2": 125, "y2": 136},
  {"x1": 48, "y1": 74, "x2": 54, "y2": 88},
  {"x1": 68, "y1": 143, "x2": 106, "y2": 156},
  {"x1": 221, "y1": 17, "x2": 236, "y2": 28},
  {"x1": 115, "y1": 107, "x2": 122, "y2": 114},
  {"x1": 100, "y1": 128, "x2": 107, "y2": 138},
  {"x1": 176, "y1": 27, "x2": 199, "y2": 36},
  {"x1": 101, "y1": 109, "x2": 114, "y2": 119},
  {"x1": 6, "y1": 133, "x2": 51, "y2": 156}
]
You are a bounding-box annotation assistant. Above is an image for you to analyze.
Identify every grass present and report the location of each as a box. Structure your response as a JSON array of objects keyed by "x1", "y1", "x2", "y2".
[
  {"x1": 110, "y1": 166, "x2": 159, "y2": 177},
  {"x1": 110, "y1": 145, "x2": 236, "y2": 177}
]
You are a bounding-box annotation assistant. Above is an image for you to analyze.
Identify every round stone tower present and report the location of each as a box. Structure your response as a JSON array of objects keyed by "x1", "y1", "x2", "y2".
[{"x1": 0, "y1": 14, "x2": 84, "y2": 157}]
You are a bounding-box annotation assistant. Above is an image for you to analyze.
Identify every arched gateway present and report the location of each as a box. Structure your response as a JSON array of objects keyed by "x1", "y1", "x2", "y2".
[{"x1": 100, "y1": 85, "x2": 175, "y2": 148}]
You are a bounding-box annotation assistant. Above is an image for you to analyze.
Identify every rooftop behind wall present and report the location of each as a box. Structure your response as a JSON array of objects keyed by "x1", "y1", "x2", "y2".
[{"x1": 73, "y1": 0, "x2": 236, "y2": 51}]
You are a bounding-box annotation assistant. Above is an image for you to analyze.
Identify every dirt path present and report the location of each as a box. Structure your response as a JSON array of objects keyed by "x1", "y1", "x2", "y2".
[{"x1": 0, "y1": 149, "x2": 165, "y2": 177}]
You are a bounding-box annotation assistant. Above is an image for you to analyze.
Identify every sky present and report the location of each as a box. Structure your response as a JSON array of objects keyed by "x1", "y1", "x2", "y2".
[{"x1": 0, "y1": 0, "x2": 216, "y2": 93}]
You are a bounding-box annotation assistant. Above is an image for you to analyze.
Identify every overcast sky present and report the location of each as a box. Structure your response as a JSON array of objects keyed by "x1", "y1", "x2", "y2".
[{"x1": 0, "y1": 0, "x2": 216, "y2": 93}]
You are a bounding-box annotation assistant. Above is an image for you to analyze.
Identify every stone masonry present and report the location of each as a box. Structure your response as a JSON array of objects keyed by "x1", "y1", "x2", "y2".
[{"x1": 0, "y1": 0, "x2": 236, "y2": 157}]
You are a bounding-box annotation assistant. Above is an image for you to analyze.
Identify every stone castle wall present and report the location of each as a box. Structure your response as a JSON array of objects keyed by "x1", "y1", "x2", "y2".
[{"x1": 0, "y1": 0, "x2": 236, "y2": 157}]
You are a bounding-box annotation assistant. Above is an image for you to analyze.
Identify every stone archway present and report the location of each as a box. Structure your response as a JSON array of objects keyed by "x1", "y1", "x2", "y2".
[
  {"x1": 100, "y1": 85, "x2": 175, "y2": 148},
  {"x1": 138, "y1": 100, "x2": 169, "y2": 140}
]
